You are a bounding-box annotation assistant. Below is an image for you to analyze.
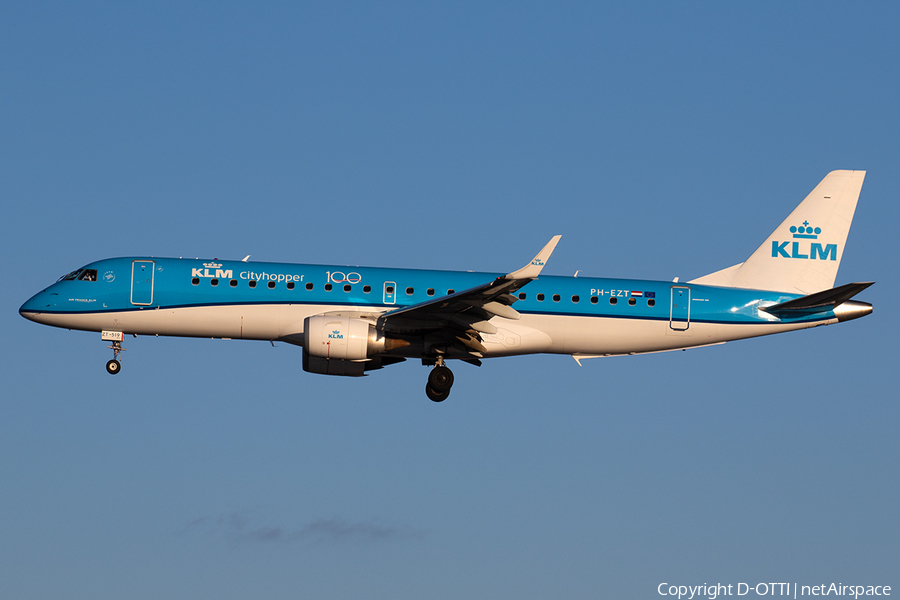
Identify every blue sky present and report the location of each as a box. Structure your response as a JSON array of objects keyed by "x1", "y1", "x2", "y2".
[{"x1": 1, "y1": 2, "x2": 897, "y2": 599}]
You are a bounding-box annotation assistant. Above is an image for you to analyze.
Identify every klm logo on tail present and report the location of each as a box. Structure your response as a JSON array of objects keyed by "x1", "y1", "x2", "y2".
[{"x1": 771, "y1": 221, "x2": 837, "y2": 261}]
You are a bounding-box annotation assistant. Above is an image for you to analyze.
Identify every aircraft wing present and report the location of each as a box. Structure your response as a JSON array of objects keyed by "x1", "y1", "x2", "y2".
[{"x1": 376, "y1": 236, "x2": 561, "y2": 356}]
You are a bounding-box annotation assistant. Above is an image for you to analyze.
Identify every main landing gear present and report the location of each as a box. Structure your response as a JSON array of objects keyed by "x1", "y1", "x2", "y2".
[
  {"x1": 106, "y1": 340, "x2": 125, "y2": 375},
  {"x1": 425, "y1": 357, "x2": 454, "y2": 402}
]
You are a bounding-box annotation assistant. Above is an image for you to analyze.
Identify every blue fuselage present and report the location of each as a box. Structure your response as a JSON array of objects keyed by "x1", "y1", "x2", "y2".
[
  {"x1": 20, "y1": 256, "x2": 836, "y2": 356},
  {"x1": 21, "y1": 256, "x2": 825, "y2": 324}
]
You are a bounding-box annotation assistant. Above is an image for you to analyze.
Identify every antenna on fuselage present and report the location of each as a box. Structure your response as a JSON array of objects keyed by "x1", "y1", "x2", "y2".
[{"x1": 242, "y1": 255, "x2": 251, "y2": 262}]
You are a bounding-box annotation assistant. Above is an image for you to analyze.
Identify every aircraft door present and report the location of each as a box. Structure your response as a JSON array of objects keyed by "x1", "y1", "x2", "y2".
[
  {"x1": 131, "y1": 260, "x2": 155, "y2": 305},
  {"x1": 383, "y1": 281, "x2": 396, "y2": 305},
  {"x1": 670, "y1": 286, "x2": 690, "y2": 330}
]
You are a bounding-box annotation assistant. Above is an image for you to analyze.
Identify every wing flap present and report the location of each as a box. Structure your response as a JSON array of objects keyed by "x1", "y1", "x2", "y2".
[{"x1": 478, "y1": 301, "x2": 521, "y2": 320}]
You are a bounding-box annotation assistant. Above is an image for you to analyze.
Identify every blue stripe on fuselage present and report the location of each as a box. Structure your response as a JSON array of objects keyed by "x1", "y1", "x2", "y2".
[{"x1": 20, "y1": 256, "x2": 828, "y2": 326}]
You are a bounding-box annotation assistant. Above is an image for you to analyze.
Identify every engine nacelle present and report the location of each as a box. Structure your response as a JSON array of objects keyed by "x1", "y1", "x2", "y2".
[
  {"x1": 303, "y1": 315, "x2": 384, "y2": 360},
  {"x1": 302, "y1": 315, "x2": 405, "y2": 377}
]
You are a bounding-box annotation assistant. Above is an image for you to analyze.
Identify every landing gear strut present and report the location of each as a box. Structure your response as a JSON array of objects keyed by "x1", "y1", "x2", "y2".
[
  {"x1": 106, "y1": 340, "x2": 125, "y2": 375},
  {"x1": 425, "y1": 357, "x2": 454, "y2": 402}
]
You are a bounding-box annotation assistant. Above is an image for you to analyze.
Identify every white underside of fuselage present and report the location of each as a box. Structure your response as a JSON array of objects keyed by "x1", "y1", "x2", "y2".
[{"x1": 23, "y1": 303, "x2": 837, "y2": 359}]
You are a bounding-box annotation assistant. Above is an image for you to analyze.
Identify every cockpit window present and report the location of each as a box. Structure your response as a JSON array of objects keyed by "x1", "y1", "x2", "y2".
[
  {"x1": 77, "y1": 269, "x2": 98, "y2": 282},
  {"x1": 58, "y1": 269, "x2": 84, "y2": 282}
]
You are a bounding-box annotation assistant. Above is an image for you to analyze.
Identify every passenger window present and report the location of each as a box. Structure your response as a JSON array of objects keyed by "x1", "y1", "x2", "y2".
[
  {"x1": 344, "y1": 284, "x2": 351, "y2": 292},
  {"x1": 537, "y1": 293, "x2": 545, "y2": 301},
  {"x1": 363, "y1": 285, "x2": 371, "y2": 293},
  {"x1": 386, "y1": 286, "x2": 394, "y2": 294},
  {"x1": 518, "y1": 293, "x2": 526, "y2": 300},
  {"x1": 552, "y1": 294, "x2": 560, "y2": 302},
  {"x1": 230, "y1": 279, "x2": 238, "y2": 287},
  {"x1": 287, "y1": 281, "x2": 295, "y2": 290},
  {"x1": 211, "y1": 279, "x2": 219, "y2": 286},
  {"x1": 447, "y1": 289, "x2": 455, "y2": 295},
  {"x1": 78, "y1": 270, "x2": 98, "y2": 282},
  {"x1": 191, "y1": 278, "x2": 199, "y2": 286},
  {"x1": 427, "y1": 288, "x2": 435, "y2": 296},
  {"x1": 571, "y1": 295, "x2": 579, "y2": 303},
  {"x1": 647, "y1": 298, "x2": 656, "y2": 307},
  {"x1": 628, "y1": 297, "x2": 636, "y2": 306},
  {"x1": 268, "y1": 281, "x2": 276, "y2": 289},
  {"x1": 249, "y1": 280, "x2": 257, "y2": 288},
  {"x1": 609, "y1": 297, "x2": 617, "y2": 305},
  {"x1": 590, "y1": 296, "x2": 598, "y2": 304},
  {"x1": 306, "y1": 282, "x2": 313, "y2": 290},
  {"x1": 406, "y1": 287, "x2": 414, "y2": 295},
  {"x1": 325, "y1": 284, "x2": 332, "y2": 291}
]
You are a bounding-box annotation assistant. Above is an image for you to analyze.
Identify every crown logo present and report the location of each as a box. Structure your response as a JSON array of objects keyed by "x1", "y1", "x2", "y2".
[
  {"x1": 203, "y1": 262, "x2": 222, "y2": 269},
  {"x1": 790, "y1": 221, "x2": 821, "y2": 239}
]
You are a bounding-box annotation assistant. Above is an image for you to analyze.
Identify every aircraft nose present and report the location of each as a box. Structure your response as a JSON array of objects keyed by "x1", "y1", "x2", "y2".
[{"x1": 19, "y1": 289, "x2": 54, "y2": 321}]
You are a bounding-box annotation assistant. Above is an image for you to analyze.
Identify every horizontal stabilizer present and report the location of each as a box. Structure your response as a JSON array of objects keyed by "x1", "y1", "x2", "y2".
[{"x1": 760, "y1": 281, "x2": 874, "y2": 318}]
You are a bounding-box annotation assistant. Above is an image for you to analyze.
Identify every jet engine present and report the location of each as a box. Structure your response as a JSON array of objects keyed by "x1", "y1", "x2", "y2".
[{"x1": 301, "y1": 315, "x2": 406, "y2": 377}]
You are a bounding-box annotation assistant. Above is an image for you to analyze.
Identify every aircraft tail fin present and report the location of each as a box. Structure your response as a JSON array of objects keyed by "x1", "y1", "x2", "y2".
[{"x1": 689, "y1": 170, "x2": 866, "y2": 294}]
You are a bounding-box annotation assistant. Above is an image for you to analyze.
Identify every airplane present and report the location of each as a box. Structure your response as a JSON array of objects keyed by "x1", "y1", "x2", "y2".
[{"x1": 20, "y1": 170, "x2": 873, "y2": 402}]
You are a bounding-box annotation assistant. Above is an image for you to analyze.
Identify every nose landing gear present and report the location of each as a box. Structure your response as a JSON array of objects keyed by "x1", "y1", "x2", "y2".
[
  {"x1": 106, "y1": 340, "x2": 125, "y2": 375},
  {"x1": 425, "y1": 358, "x2": 454, "y2": 402}
]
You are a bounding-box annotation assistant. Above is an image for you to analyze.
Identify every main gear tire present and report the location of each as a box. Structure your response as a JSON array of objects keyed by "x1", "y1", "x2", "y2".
[
  {"x1": 425, "y1": 384, "x2": 449, "y2": 402},
  {"x1": 428, "y1": 365, "x2": 454, "y2": 392}
]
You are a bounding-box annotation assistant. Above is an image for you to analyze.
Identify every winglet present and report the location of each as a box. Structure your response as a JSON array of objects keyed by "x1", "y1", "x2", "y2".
[{"x1": 506, "y1": 235, "x2": 561, "y2": 280}]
